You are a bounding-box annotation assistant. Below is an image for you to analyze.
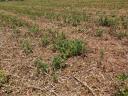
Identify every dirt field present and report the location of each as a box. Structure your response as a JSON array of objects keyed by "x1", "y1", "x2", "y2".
[{"x1": 0, "y1": 0, "x2": 128, "y2": 96}]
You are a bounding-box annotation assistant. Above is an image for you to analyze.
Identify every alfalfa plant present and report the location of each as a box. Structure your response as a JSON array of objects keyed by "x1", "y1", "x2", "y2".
[
  {"x1": 12, "y1": 27, "x2": 21, "y2": 37},
  {"x1": 21, "y1": 39, "x2": 33, "y2": 54},
  {"x1": 121, "y1": 16, "x2": 128, "y2": 29},
  {"x1": 54, "y1": 39, "x2": 86, "y2": 58},
  {"x1": 40, "y1": 34, "x2": 49, "y2": 47},
  {"x1": 117, "y1": 73, "x2": 128, "y2": 81},
  {"x1": 0, "y1": 70, "x2": 7, "y2": 86},
  {"x1": 34, "y1": 58, "x2": 49, "y2": 74},
  {"x1": 115, "y1": 31, "x2": 128, "y2": 40},
  {"x1": 98, "y1": 16, "x2": 116, "y2": 27},
  {"x1": 95, "y1": 29, "x2": 104, "y2": 37},
  {"x1": 98, "y1": 48, "x2": 105, "y2": 65},
  {"x1": 29, "y1": 25, "x2": 40, "y2": 34},
  {"x1": 52, "y1": 72, "x2": 58, "y2": 83},
  {"x1": 52, "y1": 56, "x2": 65, "y2": 71},
  {"x1": 115, "y1": 88, "x2": 128, "y2": 96}
]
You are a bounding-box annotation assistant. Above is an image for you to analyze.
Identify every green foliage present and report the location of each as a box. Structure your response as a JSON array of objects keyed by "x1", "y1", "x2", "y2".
[
  {"x1": 98, "y1": 48, "x2": 104, "y2": 65},
  {"x1": 34, "y1": 58, "x2": 49, "y2": 73},
  {"x1": 117, "y1": 73, "x2": 128, "y2": 81},
  {"x1": 0, "y1": 70, "x2": 7, "y2": 86},
  {"x1": 40, "y1": 35, "x2": 49, "y2": 47},
  {"x1": 21, "y1": 39, "x2": 32, "y2": 54},
  {"x1": 54, "y1": 39, "x2": 85, "y2": 58},
  {"x1": 0, "y1": 14, "x2": 28, "y2": 28},
  {"x1": 64, "y1": 14, "x2": 86, "y2": 26},
  {"x1": 29, "y1": 25, "x2": 40, "y2": 34},
  {"x1": 95, "y1": 29, "x2": 104, "y2": 37},
  {"x1": 99, "y1": 16, "x2": 116, "y2": 27},
  {"x1": 52, "y1": 56, "x2": 64, "y2": 71},
  {"x1": 121, "y1": 16, "x2": 128, "y2": 29},
  {"x1": 116, "y1": 88, "x2": 128, "y2": 96},
  {"x1": 115, "y1": 31, "x2": 128, "y2": 40},
  {"x1": 52, "y1": 73, "x2": 58, "y2": 83}
]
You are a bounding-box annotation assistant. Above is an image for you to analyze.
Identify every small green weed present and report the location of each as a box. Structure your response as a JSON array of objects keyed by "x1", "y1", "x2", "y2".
[
  {"x1": 54, "y1": 39, "x2": 85, "y2": 58},
  {"x1": 34, "y1": 58, "x2": 49, "y2": 73},
  {"x1": 115, "y1": 88, "x2": 128, "y2": 96},
  {"x1": 99, "y1": 16, "x2": 116, "y2": 27},
  {"x1": 21, "y1": 39, "x2": 33, "y2": 54},
  {"x1": 52, "y1": 56, "x2": 64, "y2": 71},
  {"x1": 40, "y1": 35, "x2": 49, "y2": 47},
  {"x1": 121, "y1": 16, "x2": 128, "y2": 29},
  {"x1": 29, "y1": 25, "x2": 40, "y2": 34},
  {"x1": 116, "y1": 31, "x2": 128, "y2": 40},
  {"x1": 95, "y1": 29, "x2": 104, "y2": 37},
  {"x1": 0, "y1": 70, "x2": 7, "y2": 86},
  {"x1": 52, "y1": 73, "x2": 58, "y2": 83},
  {"x1": 117, "y1": 73, "x2": 128, "y2": 81}
]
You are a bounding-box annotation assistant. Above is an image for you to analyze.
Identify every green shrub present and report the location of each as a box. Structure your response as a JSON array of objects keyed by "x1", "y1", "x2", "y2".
[
  {"x1": 21, "y1": 39, "x2": 33, "y2": 54},
  {"x1": 34, "y1": 58, "x2": 49, "y2": 73}
]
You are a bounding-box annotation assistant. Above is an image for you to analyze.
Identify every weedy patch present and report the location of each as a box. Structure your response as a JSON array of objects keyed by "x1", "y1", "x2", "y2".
[
  {"x1": 115, "y1": 31, "x2": 128, "y2": 40},
  {"x1": 12, "y1": 28, "x2": 21, "y2": 37},
  {"x1": 95, "y1": 29, "x2": 104, "y2": 37},
  {"x1": 0, "y1": 13, "x2": 28, "y2": 28},
  {"x1": 115, "y1": 88, "x2": 128, "y2": 96},
  {"x1": 28, "y1": 25, "x2": 40, "y2": 35},
  {"x1": 52, "y1": 72, "x2": 58, "y2": 83},
  {"x1": 40, "y1": 34, "x2": 50, "y2": 47},
  {"x1": 34, "y1": 58, "x2": 49, "y2": 74},
  {"x1": 98, "y1": 16, "x2": 117, "y2": 27},
  {"x1": 117, "y1": 73, "x2": 128, "y2": 81},
  {"x1": 54, "y1": 39, "x2": 86, "y2": 58},
  {"x1": 63, "y1": 14, "x2": 87, "y2": 26},
  {"x1": 52, "y1": 56, "x2": 65, "y2": 71},
  {"x1": 21, "y1": 39, "x2": 33, "y2": 54},
  {"x1": 0, "y1": 70, "x2": 7, "y2": 86},
  {"x1": 121, "y1": 16, "x2": 128, "y2": 29}
]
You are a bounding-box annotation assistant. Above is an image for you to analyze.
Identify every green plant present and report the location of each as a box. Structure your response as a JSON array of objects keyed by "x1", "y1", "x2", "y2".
[
  {"x1": 121, "y1": 16, "x2": 128, "y2": 29},
  {"x1": 99, "y1": 16, "x2": 116, "y2": 27},
  {"x1": 34, "y1": 58, "x2": 49, "y2": 73},
  {"x1": 12, "y1": 28, "x2": 21, "y2": 37},
  {"x1": 52, "y1": 73, "x2": 58, "y2": 83},
  {"x1": 95, "y1": 29, "x2": 104, "y2": 37},
  {"x1": 29, "y1": 25, "x2": 40, "y2": 34},
  {"x1": 21, "y1": 39, "x2": 33, "y2": 54},
  {"x1": 0, "y1": 70, "x2": 7, "y2": 86},
  {"x1": 52, "y1": 56, "x2": 64, "y2": 71},
  {"x1": 98, "y1": 48, "x2": 104, "y2": 65},
  {"x1": 115, "y1": 31, "x2": 128, "y2": 40},
  {"x1": 117, "y1": 73, "x2": 128, "y2": 81},
  {"x1": 54, "y1": 39, "x2": 85, "y2": 58},
  {"x1": 40, "y1": 35, "x2": 49, "y2": 47},
  {"x1": 116, "y1": 88, "x2": 128, "y2": 96},
  {"x1": 64, "y1": 14, "x2": 86, "y2": 26}
]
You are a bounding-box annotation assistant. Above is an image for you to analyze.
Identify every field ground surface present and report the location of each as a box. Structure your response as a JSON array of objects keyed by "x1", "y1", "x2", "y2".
[{"x1": 0, "y1": 0, "x2": 128, "y2": 96}]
